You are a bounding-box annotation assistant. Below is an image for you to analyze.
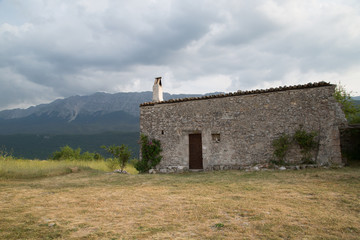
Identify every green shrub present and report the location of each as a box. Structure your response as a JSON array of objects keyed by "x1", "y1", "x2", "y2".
[
  {"x1": 272, "y1": 128, "x2": 319, "y2": 165},
  {"x1": 134, "y1": 159, "x2": 149, "y2": 173},
  {"x1": 81, "y1": 151, "x2": 95, "y2": 161},
  {"x1": 271, "y1": 134, "x2": 291, "y2": 165},
  {"x1": 293, "y1": 129, "x2": 318, "y2": 151},
  {"x1": 293, "y1": 129, "x2": 318, "y2": 163},
  {"x1": 50, "y1": 145, "x2": 104, "y2": 161},
  {"x1": 101, "y1": 144, "x2": 131, "y2": 171},
  {"x1": 94, "y1": 153, "x2": 103, "y2": 160},
  {"x1": 51, "y1": 145, "x2": 80, "y2": 160},
  {"x1": 135, "y1": 134, "x2": 162, "y2": 173},
  {"x1": 51, "y1": 145, "x2": 103, "y2": 161},
  {"x1": 0, "y1": 146, "x2": 14, "y2": 161}
]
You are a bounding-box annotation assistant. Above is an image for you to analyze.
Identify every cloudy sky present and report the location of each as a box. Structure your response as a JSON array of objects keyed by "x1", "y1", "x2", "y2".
[{"x1": 1, "y1": 0, "x2": 359, "y2": 110}]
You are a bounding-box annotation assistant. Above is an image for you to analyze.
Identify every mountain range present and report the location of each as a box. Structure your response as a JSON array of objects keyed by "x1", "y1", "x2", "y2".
[
  {"x1": 0, "y1": 92, "x2": 359, "y2": 135},
  {"x1": 0, "y1": 91, "x2": 358, "y2": 159},
  {"x1": 0, "y1": 92, "x2": 205, "y2": 135}
]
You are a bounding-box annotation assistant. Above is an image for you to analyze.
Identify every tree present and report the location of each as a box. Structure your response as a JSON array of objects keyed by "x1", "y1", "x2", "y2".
[
  {"x1": 101, "y1": 144, "x2": 131, "y2": 171},
  {"x1": 334, "y1": 84, "x2": 360, "y2": 123}
]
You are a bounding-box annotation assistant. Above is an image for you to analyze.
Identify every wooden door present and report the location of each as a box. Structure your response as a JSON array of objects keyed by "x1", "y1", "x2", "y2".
[{"x1": 189, "y1": 134, "x2": 203, "y2": 169}]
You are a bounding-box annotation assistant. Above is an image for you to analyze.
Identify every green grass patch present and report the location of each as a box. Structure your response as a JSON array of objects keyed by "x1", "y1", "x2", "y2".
[{"x1": 0, "y1": 159, "x2": 138, "y2": 179}]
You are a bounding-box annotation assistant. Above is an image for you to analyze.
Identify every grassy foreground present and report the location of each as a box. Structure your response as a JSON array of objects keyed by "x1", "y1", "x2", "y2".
[{"x1": 0, "y1": 164, "x2": 359, "y2": 239}]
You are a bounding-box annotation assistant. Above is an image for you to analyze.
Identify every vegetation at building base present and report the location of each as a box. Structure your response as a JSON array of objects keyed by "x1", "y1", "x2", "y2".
[
  {"x1": 334, "y1": 84, "x2": 360, "y2": 123},
  {"x1": 272, "y1": 128, "x2": 318, "y2": 165},
  {"x1": 271, "y1": 133, "x2": 291, "y2": 165},
  {"x1": 293, "y1": 129, "x2": 319, "y2": 163},
  {"x1": 135, "y1": 134, "x2": 162, "y2": 173}
]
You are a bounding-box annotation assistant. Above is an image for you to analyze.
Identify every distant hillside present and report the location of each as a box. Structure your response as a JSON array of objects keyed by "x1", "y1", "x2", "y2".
[
  {"x1": 0, "y1": 92, "x2": 204, "y2": 135},
  {"x1": 0, "y1": 132, "x2": 140, "y2": 159}
]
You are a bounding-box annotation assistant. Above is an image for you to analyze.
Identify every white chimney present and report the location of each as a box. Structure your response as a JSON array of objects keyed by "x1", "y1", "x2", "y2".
[{"x1": 152, "y1": 77, "x2": 163, "y2": 102}]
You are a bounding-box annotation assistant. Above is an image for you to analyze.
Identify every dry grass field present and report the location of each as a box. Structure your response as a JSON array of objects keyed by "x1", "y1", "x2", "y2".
[{"x1": 0, "y1": 163, "x2": 359, "y2": 239}]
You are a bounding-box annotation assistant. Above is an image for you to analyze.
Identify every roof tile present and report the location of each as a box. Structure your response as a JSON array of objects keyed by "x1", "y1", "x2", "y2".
[{"x1": 140, "y1": 81, "x2": 333, "y2": 107}]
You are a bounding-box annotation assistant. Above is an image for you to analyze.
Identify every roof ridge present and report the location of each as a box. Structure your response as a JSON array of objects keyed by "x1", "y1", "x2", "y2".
[{"x1": 140, "y1": 81, "x2": 333, "y2": 107}]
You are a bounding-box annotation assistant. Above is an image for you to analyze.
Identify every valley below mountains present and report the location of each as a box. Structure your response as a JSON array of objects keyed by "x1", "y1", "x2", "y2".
[{"x1": 0, "y1": 91, "x2": 204, "y2": 159}]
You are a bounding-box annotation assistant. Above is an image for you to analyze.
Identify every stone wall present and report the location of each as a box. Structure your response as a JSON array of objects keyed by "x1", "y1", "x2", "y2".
[{"x1": 140, "y1": 84, "x2": 347, "y2": 172}]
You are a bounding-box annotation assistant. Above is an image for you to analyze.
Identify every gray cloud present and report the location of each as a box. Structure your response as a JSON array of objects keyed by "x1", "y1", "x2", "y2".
[{"x1": 0, "y1": 0, "x2": 360, "y2": 110}]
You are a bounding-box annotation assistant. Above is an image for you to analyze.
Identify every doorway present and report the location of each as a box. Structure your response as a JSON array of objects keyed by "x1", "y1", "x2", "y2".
[{"x1": 189, "y1": 133, "x2": 203, "y2": 169}]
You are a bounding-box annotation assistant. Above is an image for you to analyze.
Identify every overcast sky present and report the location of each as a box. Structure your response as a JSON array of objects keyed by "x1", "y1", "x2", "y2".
[{"x1": 1, "y1": 0, "x2": 359, "y2": 110}]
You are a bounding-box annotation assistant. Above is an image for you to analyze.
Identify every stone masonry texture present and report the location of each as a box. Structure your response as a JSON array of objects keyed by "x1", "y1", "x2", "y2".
[{"x1": 140, "y1": 82, "x2": 347, "y2": 172}]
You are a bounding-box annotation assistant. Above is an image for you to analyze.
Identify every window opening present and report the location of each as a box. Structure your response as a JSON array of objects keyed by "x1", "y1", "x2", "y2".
[{"x1": 212, "y1": 134, "x2": 220, "y2": 143}]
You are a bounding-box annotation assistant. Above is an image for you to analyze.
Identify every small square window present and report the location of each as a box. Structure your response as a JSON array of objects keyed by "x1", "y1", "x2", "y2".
[{"x1": 212, "y1": 134, "x2": 220, "y2": 143}]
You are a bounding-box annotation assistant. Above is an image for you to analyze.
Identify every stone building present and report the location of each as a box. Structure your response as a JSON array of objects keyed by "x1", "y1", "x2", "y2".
[{"x1": 140, "y1": 78, "x2": 347, "y2": 172}]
